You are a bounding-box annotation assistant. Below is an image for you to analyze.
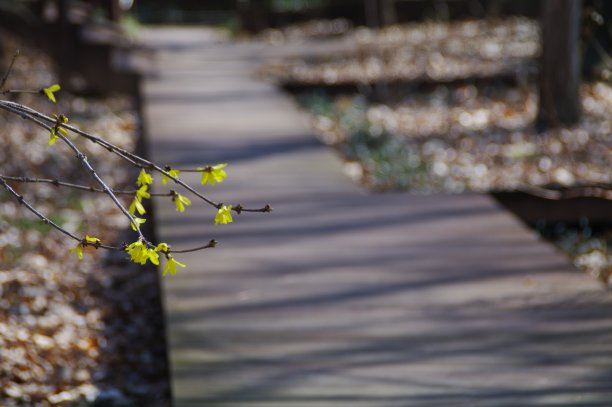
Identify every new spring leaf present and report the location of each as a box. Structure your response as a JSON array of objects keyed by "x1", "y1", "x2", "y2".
[{"x1": 42, "y1": 84, "x2": 60, "y2": 103}]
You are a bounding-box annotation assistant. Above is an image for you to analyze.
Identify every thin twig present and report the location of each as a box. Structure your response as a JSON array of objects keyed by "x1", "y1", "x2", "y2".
[
  {"x1": 0, "y1": 50, "x2": 19, "y2": 90},
  {"x1": 0, "y1": 176, "x2": 124, "y2": 250},
  {"x1": 0, "y1": 175, "x2": 172, "y2": 196},
  {"x1": 57, "y1": 129, "x2": 149, "y2": 243},
  {"x1": 1, "y1": 89, "x2": 40, "y2": 95},
  {"x1": 0, "y1": 176, "x2": 216, "y2": 254},
  {"x1": 170, "y1": 239, "x2": 217, "y2": 254},
  {"x1": 0, "y1": 102, "x2": 149, "y2": 242}
]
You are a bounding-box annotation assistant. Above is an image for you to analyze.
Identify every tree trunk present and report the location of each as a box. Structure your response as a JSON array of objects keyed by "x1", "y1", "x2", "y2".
[
  {"x1": 364, "y1": 0, "x2": 380, "y2": 28},
  {"x1": 56, "y1": 0, "x2": 73, "y2": 77},
  {"x1": 380, "y1": 0, "x2": 397, "y2": 26},
  {"x1": 236, "y1": 0, "x2": 268, "y2": 34},
  {"x1": 537, "y1": 0, "x2": 582, "y2": 130},
  {"x1": 364, "y1": 0, "x2": 397, "y2": 28},
  {"x1": 103, "y1": 0, "x2": 122, "y2": 22}
]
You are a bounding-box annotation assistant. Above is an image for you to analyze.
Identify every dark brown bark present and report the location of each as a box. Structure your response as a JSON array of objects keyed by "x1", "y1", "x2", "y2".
[
  {"x1": 103, "y1": 0, "x2": 122, "y2": 22},
  {"x1": 380, "y1": 0, "x2": 397, "y2": 26},
  {"x1": 364, "y1": 0, "x2": 396, "y2": 28},
  {"x1": 236, "y1": 0, "x2": 268, "y2": 34},
  {"x1": 364, "y1": 0, "x2": 380, "y2": 28},
  {"x1": 537, "y1": 0, "x2": 582, "y2": 130},
  {"x1": 56, "y1": 0, "x2": 72, "y2": 71}
]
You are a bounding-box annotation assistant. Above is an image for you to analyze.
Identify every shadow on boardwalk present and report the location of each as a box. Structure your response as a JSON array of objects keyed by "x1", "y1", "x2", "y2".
[
  {"x1": 171, "y1": 292, "x2": 612, "y2": 406},
  {"x1": 141, "y1": 28, "x2": 612, "y2": 407}
]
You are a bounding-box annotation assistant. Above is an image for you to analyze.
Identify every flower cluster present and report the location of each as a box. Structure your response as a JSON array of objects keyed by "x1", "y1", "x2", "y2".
[
  {"x1": 215, "y1": 205, "x2": 233, "y2": 225},
  {"x1": 129, "y1": 185, "x2": 151, "y2": 215},
  {"x1": 137, "y1": 168, "x2": 153, "y2": 187},
  {"x1": 129, "y1": 169, "x2": 154, "y2": 228},
  {"x1": 173, "y1": 192, "x2": 191, "y2": 213},
  {"x1": 199, "y1": 163, "x2": 227, "y2": 186},
  {"x1": 126, "y1": 239, "x2": 159, "y2": 265},
  {"x1": 163, "y1": 256, "x2": 185, "y2": 276},
  {"x1": 64, "y1": 160, "x2": 242, "y2": 273},
  {"x1": 121, "y1": 164, "x2": 237, "y2": 274}
]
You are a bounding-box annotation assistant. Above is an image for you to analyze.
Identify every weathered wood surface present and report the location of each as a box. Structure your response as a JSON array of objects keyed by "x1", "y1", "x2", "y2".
[{"x1": 141, "y1": 28, "x2": 612, "y2": 407}]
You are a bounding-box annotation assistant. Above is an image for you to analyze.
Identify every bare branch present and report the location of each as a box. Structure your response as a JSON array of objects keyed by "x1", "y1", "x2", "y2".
[
  {"x1": 170, "y1": 239, "x2": 217, "y2": 254},
  {"x1": 0, "y1": 175, "x2": 218, "y2": 254},
  {"x1": 0, "y1": 100, "x2": 272, "y2": 213},
  {"x1": 0, "y1": 175, "x2": 173, "y2": 196},
  {"x1": 0, "y1": 175, "x2": 124, "y2": 250},
  {"x1": 0, "y1": 49, "x2": 19, "y2": 90}
]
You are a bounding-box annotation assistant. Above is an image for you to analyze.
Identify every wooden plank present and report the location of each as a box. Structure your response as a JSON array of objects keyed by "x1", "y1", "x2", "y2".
[{"x1": 141, "y1": 28, "x2": 612, "y2": 406}]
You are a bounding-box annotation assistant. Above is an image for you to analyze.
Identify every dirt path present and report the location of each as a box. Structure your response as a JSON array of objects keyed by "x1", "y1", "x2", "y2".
[{"x1": 141, "y1": 27, "x2": 612, "y2": 407}]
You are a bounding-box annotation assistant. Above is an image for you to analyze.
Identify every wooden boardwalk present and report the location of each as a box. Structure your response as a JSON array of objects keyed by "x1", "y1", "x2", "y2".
[{"x1": 141, "y1": 28, "x2": 612, "y2": 406}]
